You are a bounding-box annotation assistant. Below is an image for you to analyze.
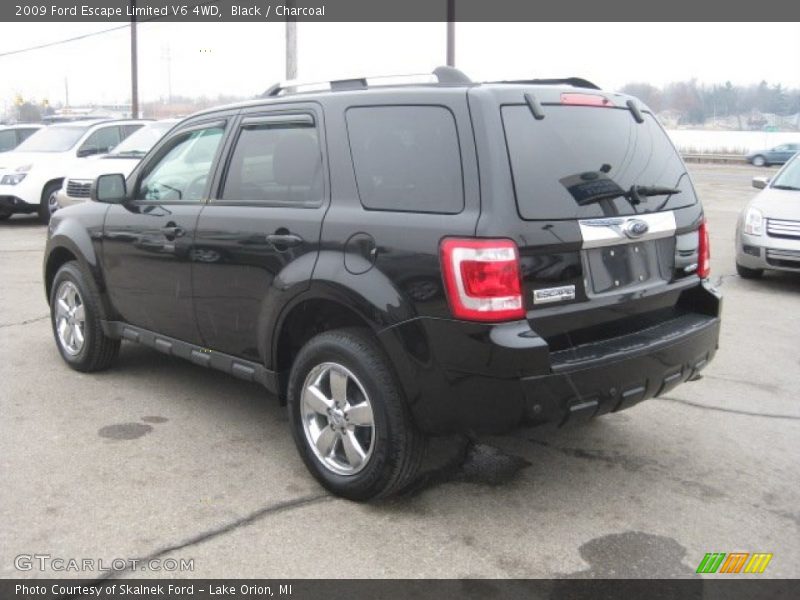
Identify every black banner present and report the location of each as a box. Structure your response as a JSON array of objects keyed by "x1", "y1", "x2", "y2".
[
  {"x1": 4, "y1": 0, "x2": 800, "y2": 22},
  {"x1": 2, "y1": 579, "x2": 800, "y2": 600}
]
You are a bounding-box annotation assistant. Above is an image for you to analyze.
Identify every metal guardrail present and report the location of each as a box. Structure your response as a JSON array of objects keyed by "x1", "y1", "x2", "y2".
[{"x1": 681, "y1": 153, "x2": 749, "y2": 164}]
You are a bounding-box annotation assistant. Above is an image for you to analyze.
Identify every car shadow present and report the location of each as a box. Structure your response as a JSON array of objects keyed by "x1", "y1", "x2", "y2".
[
  {"x1": 0, "y1": 214, "x2": 44, "y2": 228},
  {"x1": 740, "y1": 270, "x2": 800, "y2": 292}
]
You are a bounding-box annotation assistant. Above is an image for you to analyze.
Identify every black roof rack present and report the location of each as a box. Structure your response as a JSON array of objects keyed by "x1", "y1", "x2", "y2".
[
  {"x1": 493, "y1": 77, "x2": 601, "y2": 90},
  {"x1": 262, "y1": 66, "x2": 472, "y2": 97}
]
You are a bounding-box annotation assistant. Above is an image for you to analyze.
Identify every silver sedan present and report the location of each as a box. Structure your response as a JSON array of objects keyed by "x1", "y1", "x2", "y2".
[{"x1": 736, "y1": 154, "x2": 800, "y2": 278}]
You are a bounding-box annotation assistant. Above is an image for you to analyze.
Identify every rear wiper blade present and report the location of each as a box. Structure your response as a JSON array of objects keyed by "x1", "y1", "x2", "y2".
[
  {"x1": 629, "y1": 185, "x2": 681, "y2": 204},
  {"x1": 581, "y1": 185, "x2": 681, "y2": 207}
]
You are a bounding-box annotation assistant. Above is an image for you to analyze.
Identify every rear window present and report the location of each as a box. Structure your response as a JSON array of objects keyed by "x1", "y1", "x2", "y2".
[
  {"x1": 502, "y1": 105, "x2": 696, "y2": 220},
  {"x1": 346, "y1": 106, "x2": 464, "y2": 214}
]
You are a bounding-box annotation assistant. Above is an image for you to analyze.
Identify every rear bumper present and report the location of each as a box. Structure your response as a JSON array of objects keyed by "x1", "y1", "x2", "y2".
[
  {"x1": 519, "y1": 313, "x2": 719, "y2": 427},
  {"x1": 380, "y1": 282, "x2": 721, "y2": 435}
]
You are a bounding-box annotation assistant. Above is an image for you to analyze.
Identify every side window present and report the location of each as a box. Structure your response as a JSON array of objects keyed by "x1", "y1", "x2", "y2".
[
  {"x1": 0, "y1": 130, "x2": 17, "y2": 151},
  {"x1": 78, "y1": 126, "x2": 121, "y2": 156},
  {"x1": 346, "y1": 105, "x2": 464, "y2": 214},
  {"x1": 17, "y1": 128, "x2": 39, "y2": 145},
  {"x1": 221, "y1": 119, "x2": 322, "y2": 206},
  {"x1": 137, "y1": 125, "x2": 225, "y2": 203},
  {"x1": 121, "y1": 124, "x2": 144, "y2": 139}
]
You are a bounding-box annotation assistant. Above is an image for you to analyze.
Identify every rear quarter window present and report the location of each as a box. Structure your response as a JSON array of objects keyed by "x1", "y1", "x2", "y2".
[{"x1": 346, "y1": 105, "x2": 464, "y2": 214}]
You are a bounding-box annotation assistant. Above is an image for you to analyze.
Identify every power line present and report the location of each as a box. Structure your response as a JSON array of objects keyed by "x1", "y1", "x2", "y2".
[
  {"x1": 0, "y1": 1, "x2": 224, "y2": 60},
  {"x1": 0, "y1": 24, "x2": 131, "y2": 59}
]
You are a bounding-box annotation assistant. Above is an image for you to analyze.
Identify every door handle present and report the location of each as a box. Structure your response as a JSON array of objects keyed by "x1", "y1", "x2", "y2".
[
  {"x1": 266, "y1": 232, "x2": 304, "y2": 248},
  {"x1": 162, "y1": 224, "x2": 185, "y2": 239}
]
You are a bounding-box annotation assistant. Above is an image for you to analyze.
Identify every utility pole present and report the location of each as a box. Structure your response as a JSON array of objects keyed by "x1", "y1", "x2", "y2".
[
  {"x1": 446, "y1": 0, "x2": 455, "y2": 66},
  {"x1": 130, "y1": 1, "x2": 139, "y2": 118},
  {"x1": 285, "y1": 1, "x2": 297, "y2": 80},
  {"x1": 64, "y1": 77, "x2": 69, "y2": 108},
  {"x1": 162, "y1": 43, "x2": 173, "y2": 104}
]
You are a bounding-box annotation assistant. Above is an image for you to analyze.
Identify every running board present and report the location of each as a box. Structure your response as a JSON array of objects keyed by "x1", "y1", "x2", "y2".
[{"x1": 100, "y1": 321, "x2": 279, "y2": 394}]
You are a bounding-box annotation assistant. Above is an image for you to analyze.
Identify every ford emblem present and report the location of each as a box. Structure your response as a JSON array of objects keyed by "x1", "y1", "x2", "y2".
[{"x1": 624, "y1": 219, "x2": 649, "y2": 238}]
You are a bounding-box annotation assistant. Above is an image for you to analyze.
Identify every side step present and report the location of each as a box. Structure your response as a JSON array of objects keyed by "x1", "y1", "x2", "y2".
[{"x1": 100, "y1": 320, "x2": 279, "y2": 395}]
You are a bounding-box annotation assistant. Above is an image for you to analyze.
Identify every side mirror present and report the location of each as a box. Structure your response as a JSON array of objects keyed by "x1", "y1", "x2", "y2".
[
  {"x1": 91, "y1": 173, "x2": 127, "y2": 203},
  {"x1": 77, "y1": 146, "x2": 98, "y2": 158},
  {"x1": 752, "y1": 177, "x2": 769, "y2": 190}
]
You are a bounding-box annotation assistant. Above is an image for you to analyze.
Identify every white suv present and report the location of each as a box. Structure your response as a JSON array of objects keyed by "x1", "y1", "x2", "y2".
[
  {"x1": 57, "y1": 119, "x2": 178, "y2": 210},
  {"x1": 0, "y1": 119, "x2": 147, "y2": 223}
]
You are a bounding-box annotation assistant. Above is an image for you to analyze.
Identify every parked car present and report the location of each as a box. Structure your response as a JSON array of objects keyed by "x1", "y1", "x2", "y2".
[
  {"x1": 0, "y1": 124, "x2": 44, "y2": 153},
  {"x1": 736, "y1": 153, "x2": 800, "y2": 278},
  {"x1": 57, "y1": 119, "x2": 179, "y2": 210},
  {"x1": 746, "y1": 143, "x2": 800, "y2": 167},
  {"x1": 43, "y1": 67, "x2": 721, "y2": 500},
  {"x1": 0, "y1": 119, "x2": 148, "y2": 223}
]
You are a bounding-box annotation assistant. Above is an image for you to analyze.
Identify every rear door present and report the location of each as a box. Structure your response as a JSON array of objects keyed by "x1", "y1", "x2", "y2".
[
  {"x1": 472, "y1": 87, "x2": 705, "y2": 341},
  {"x1": 191, "y1": 104, "x2": 328, "y2": 361},
  {"x1": 777, "y1": 144, "x2": 798, "y2": 163}
]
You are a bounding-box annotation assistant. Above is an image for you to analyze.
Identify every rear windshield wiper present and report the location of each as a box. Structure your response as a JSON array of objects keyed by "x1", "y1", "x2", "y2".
[
  {"x1": 582, "y1": 185, "x2": 681, "y2": 207},
  {"x1": 629, "y1": 185, "x2": 681, "y2": 204}
]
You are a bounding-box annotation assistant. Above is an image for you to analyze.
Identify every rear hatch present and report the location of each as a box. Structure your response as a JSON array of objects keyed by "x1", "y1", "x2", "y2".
[{"x1": 473, "y1": 85, "x2": 707, "y2": 348}]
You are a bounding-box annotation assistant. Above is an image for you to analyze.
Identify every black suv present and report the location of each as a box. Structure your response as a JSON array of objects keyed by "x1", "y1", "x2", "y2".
[{"x1": 44, "y1": 67, "x2": 721, "y2": 500}]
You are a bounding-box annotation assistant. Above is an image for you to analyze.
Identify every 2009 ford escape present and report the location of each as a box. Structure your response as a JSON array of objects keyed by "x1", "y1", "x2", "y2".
[{"x1": 43, "y1": 67, "x2": 722, "y2": 500}]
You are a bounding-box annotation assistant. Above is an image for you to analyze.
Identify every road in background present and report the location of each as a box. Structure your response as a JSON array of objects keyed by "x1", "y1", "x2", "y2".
[{"x1": 1, "y1": 163, "x2": 798, "y2": 579}]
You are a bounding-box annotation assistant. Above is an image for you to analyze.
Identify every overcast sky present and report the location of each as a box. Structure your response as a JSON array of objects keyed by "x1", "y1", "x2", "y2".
[{"x1": 0, "y1": 22, "x2": 798, "y2": 109}]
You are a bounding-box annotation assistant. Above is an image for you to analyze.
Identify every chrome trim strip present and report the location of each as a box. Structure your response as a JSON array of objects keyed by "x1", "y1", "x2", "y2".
[{"x1": 579, "y1": 211, "x2": 677, "y2": 249}]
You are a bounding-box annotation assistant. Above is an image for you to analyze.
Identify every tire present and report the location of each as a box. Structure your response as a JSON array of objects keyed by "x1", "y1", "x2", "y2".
[
  {"x1": 752, "y1": 155, "x2": 767, "y2": 167},
  {"x1": 50, "y1": 261, "x2": 120, "y2": 372},
  {"x1": 38, "y1": 181, "x2": 61, "y2": 224},
  {"x1": 287, "y1": 327, "x2": 426, "y2": 501},
  {"x1": 736, "y1": 262, "x2": 764, "y2": 279}
]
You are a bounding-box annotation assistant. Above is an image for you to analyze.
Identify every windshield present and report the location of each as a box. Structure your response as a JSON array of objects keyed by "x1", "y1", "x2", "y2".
[
  {"x1": 110, "y1": 121, "x2": 175, "y2": 156},
  {"x1": 502, "y1": 105, "x2": 697, "y2": 220},
  {"x1": 770, "y1": 154, "x2": 800, "y2": 191},
  {"x1": 15, "y1": 125, "x2": 88, "y2": 152}
]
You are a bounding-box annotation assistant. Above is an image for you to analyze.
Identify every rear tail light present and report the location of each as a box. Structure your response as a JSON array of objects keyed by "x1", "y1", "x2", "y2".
[
  {"x1": 698, "y1": 220, "x2": 711, "y2": 279},
  {"x1": 440, "y1": 238, "x2": 525, "y2": 322},
  {"x1": 560, "y1": 93, "x2": 613, "y2": 107}
]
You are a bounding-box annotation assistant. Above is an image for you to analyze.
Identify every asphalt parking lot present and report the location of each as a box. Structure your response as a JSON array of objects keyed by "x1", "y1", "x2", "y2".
[{"x1": 1, "y1": 163, "x2": 798, "y2": 580}]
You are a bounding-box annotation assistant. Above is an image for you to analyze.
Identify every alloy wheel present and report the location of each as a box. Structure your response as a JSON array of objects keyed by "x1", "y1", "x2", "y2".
[
  {"x1": 300, "y1": 362, "x2": 375, "y2": 475},
  {"x1": 54, "y1": 281, "x2": 86, "y2": 356},
  {"x1": 48, "y1": 190, "x2": 59, "y2": 215}
]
